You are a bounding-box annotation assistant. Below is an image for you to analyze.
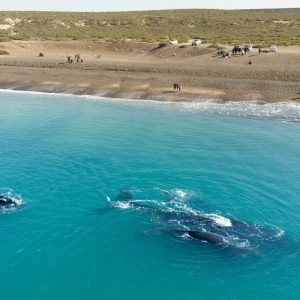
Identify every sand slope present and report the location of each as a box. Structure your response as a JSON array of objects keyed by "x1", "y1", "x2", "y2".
[{"x1": 0, "y1": 41, "x2": 299, "y2": 102}]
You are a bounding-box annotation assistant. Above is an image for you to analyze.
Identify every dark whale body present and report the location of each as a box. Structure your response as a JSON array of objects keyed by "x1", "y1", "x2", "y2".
[
  {"x1": 0, "y1": 195, "x2": 22, "y2": 208},
  {"x1": 187, "y1": 230, "x2": 226, "y2": 244},
  {"x1": 112, "y1": 189, "x2": 282, "y2": 249},
  {"x1": 113, "y1": 189, "x2": 231, "y2": 245},
  {"x1": 115, "y1": 189, "x2": 134, "y2": 202}
]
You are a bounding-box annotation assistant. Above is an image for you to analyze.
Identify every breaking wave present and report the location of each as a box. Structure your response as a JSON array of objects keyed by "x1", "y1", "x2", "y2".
[
  {"x1": 179, "y1": 101, "x2": 300, "y2": 123},
  {"x1": 1, "y1": 89, "x2": 299, "y2": 123}
]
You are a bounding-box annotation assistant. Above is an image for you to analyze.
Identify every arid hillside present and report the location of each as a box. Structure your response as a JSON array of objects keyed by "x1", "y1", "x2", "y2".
[{"x1": 0, "y1": 9, "x2": 299, "y2": 45}]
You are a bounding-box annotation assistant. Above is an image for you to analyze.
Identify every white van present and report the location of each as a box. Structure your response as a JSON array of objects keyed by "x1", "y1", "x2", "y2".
[
  {"x1": 169, "y1": 39, "x2": 178, "y2": 45},
  {"x1": 192, "y1": 39, "x2": 202, "y2": 46},
  {"x1": 269, "y1": 45, "x2": 278, "y2": 52},
  {"x1": 244, "y1": 44, "x2": 253, "y2": 52}
]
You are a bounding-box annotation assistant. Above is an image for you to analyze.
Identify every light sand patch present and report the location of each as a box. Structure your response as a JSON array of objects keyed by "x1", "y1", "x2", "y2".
[
  {"x1": 273, "y1": 20, "x2": 294, "y2": 24},
  {"x1": 119, "y1": 82, "x2": 150, "y2": 91},
  {"x1": 13, "y1": 41, "x2": 30, "y2": 49},
  {"x1": 73, "y1": 20, "x2": 86, "y2": 27},
  {"x1": 0, "y1": 24, "x2": 12, "y2": 30},
  {"x1": 241, "y1": 92, "x2": 264, "y2": 100},
  {"x1": 135, "y1": 83, "x2": 150, "y2": 89},
  {"x1": 186, "y1": 87, "x2": 225, "y2": 96},
  {"x1": 77, "y1": 83, "x2": 91, "y2": 87},
  {"x1": 0, "y1": 18, "x2": 21, "y2": 30},
  {"x1": 92, "y1": 82, "x2": 121, "y2": 89},
  {"x1": 4, "y1": 18, "x2": 21, "y2": 26},
  {"x1": 53, "y1": 20, "x2": 70, "y2": 29},
  {"x1": 43, "y1": 81, "x2": 61, "y2": 85},
  {"x1": 107, "y1": 82, "x2": 121, "y2": 88},
  {"x1": 149, "y1": 86, "x2": 224, "y2": 96}
]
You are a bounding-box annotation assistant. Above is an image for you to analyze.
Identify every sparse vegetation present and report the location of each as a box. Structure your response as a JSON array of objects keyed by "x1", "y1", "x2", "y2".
[
  {"x1": 207, "y1": 43, "x2": 220, "y2": 49},
  {"x1": 0, "y1": 49, "x2": 9, "y2": 55},
  {"x1": 0, "y1": 9, "x2": 299, "y2": 45}
]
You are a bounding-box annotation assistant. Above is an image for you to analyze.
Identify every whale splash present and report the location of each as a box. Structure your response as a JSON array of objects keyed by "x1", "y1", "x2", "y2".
[
  {"x1": 109, "y1": 188, "x2": 284, "y2": 251},
  {"x1": 0, "y1": 189, "x2": 24, "y2": 212}
]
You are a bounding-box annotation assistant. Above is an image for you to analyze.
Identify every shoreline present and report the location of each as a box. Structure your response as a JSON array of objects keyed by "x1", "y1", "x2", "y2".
[
  {"x1": 1, "y1": 41, "x2": 300, "y2": 103},
  {"x1": 1, "y1": 68, "x2": 299, "y2": 104},
  {"x1": 1, "y1": 86, "x2": 300, "y2": 108},
  {"x1": 0, "y1": 80, "x2": 227, "y2": 103},
  {"x1": 0, "y1": 80, "x2": 299, "y2": 104},
  {"x1": 1, "y1": 86, "x2": 300, "y2": 124}
]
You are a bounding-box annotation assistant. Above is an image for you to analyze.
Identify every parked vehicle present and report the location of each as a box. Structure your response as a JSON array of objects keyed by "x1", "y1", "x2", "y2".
[
  {"x1": 233, "y1": 44, "x2": 242, "y2": 51},
  {"x1": 232, "y1": 45, "x2": 243, "y2": 54},
  {"x1": 244, "y1": 44, "x2": 253, "y2": 52},
  {"x1": 269, "y1": 45, "x2": 278, "y2": 52},
  {"x1": 192, "y1": 39, "x2": 202, "y2": 46},
  {"x1": 169, "y1": 39, "x2": 178, "y2": 45}
]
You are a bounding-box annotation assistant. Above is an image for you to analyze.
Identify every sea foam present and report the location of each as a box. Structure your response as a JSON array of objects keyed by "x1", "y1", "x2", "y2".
[
  {"x1": 1, "y1": 89, "x2": 299, "y2": 123},
  {"x1": 179, "y1": 100, "x2": 300, "y2": 122}
]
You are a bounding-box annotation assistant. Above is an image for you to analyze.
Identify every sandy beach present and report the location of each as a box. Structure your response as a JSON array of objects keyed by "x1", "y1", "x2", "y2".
[{"x1": 0, "y1": 41, "x2": 299, "y2": 102}]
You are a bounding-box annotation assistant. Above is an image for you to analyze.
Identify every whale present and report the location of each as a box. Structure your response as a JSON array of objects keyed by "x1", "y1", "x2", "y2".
[
  {"x1": 111, "y1": 189, "x2": 233, "y2": 246},
  {"x1": 186, "y1": 230, "x2": 227, "y2": 244},
  {"x1": 0, "y1": 195, "x2": 23, "y2": 208},
  {"x1": 115, "y1": 188, "x2": 134, "y2": 202},
  {"x1": 111, "y1": 188, "x2": 283, "y2": 249}
]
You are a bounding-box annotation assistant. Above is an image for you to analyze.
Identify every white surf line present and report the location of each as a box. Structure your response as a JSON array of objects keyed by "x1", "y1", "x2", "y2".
[{"x1": 1, "y1": 88, "x2": 299, "y2": 122}]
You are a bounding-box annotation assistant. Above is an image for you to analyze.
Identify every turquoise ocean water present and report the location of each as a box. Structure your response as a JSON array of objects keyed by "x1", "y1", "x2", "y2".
[{"x1": 0, "y1": 90, "x2": 300, "y2": 299}]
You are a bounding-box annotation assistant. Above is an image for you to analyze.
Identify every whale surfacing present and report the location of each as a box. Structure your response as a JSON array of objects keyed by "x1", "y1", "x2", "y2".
[
  {"x1": 110, "y1": 188, "x2": 283, "y2": 251},
  {"x1": 0, "y1": 195, "x2": 23, "y2": 208},
  {"x1": 115, "y1": 189, "x2": 134, "y2": 202},
  {"x1": 187, "y1": 230, "x2": 226, "y2": 244}
]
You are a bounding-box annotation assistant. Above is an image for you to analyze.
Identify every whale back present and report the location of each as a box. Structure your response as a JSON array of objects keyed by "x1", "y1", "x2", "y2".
[
  {"x1": 115, "y1": 189, "x2": 134, "y2": 202},
  {"x1": 188, "y1": 230, "x2": 226, "y2": 244},
  {"x1": 0, "y1": 196, "x2": 15, "y2": 206}
]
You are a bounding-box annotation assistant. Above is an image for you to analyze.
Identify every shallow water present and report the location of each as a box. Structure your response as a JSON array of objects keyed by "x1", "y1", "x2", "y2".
[{"x1": 0, "y1": 91, "x2": 300, "y2": 300}]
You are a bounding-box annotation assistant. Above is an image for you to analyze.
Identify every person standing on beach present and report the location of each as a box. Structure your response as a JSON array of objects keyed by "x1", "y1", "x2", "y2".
[{"x1": 259, "y1": 47, "x2": 261, "y2": 54}]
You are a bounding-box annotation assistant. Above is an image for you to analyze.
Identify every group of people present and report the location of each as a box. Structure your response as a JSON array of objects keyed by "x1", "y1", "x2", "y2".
[
  {"x1": 217, "y1": 49, "x2": 233, "y2": 59},
  {"x1": 222, "y1": 51, "x2": 232, "y2": 58},
  {"x1": 67, "y1": 53, "x2": 83, "y2": 63},
  {"x1": 173, "y1": 83, "x2": 182, "y2": 92},
  {"x1": 232, "y1": 47, "x2": 249, "y2": 55},
  {"x1": 217, "y1": 46, "x2": 258, "y2": 64}
]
